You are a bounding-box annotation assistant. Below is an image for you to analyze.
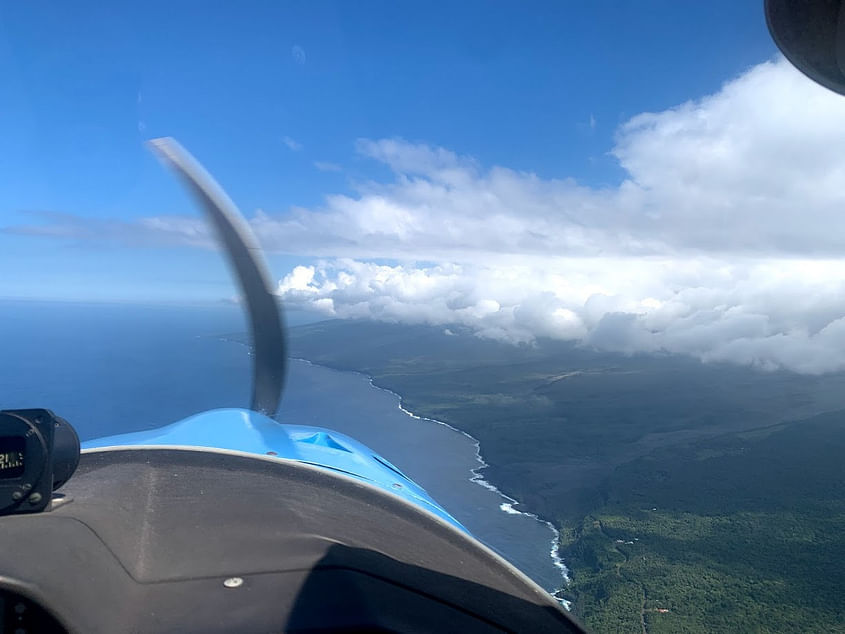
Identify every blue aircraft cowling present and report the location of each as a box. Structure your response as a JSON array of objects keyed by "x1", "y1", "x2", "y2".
[{"x1": 82, "y1": 408, "x2": 469, "y2": 534}]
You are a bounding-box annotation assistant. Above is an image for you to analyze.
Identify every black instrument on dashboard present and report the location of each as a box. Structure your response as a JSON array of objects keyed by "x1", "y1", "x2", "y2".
[{"x1": 0, "y1": 410, "x2": 79, "y2": 517}]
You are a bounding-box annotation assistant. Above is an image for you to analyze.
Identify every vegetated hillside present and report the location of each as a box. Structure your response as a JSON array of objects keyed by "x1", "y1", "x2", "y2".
[
  {"x1": 562, "y1": 411, "x2": 845, "y2": 633},
  {"x1": 289, "y1": 319, "x2": 845, "y2": 632}
]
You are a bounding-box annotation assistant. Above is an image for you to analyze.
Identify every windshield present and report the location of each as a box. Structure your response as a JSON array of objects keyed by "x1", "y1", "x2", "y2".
[{"x1": 2, "y1": 2, "x2": 843, "y2": 632}]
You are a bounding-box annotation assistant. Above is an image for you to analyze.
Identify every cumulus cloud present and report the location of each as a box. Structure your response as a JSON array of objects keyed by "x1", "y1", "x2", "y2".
[
  {"x1": 276, "y1": 257, "x2": 845, "y2": 373},
  {"x1": 270, "y1": 59, "x2": 845, "y2": 261},
  {"x1": 13, "y1": 57, "x2": 845, "y2": 373},
  {"x1": 612, "y1": 60, "x2": 845, "y2": 255}
]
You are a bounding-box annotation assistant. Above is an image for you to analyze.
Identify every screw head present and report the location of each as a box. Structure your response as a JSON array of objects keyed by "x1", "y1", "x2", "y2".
[
  {"x1": 223, "y1": 577, "x2": 243, "y2": 588},
  {"x1": 28, "y1": 492, "x2": 42, "y2": 505}
]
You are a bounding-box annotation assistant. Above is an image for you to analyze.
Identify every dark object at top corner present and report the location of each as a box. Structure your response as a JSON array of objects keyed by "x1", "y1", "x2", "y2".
[{"x1": 766, "y1": 0, "x2": 845, "y2": 95}]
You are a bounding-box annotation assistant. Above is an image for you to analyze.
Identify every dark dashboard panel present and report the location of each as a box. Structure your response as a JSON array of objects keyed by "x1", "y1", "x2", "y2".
[{"x1": 0, "y1": 449, "x2": 582, "y2": 633}]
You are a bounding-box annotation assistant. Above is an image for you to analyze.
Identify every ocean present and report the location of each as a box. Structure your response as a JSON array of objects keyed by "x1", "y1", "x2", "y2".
[{"x1": 1, "y1": 299, "x2": 566, "y2": 594}]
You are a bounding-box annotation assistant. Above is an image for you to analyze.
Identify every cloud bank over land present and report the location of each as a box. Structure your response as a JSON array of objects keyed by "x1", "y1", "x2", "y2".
[
  {"x1": 273, "y1": 58, "x2": 845, "y2": 373},
  {"x1": 279, "y1": 257, "x2": 845, "y2": 374},
  {"x1": 11, "y1": 58, "x2": 845, "y2": 373}
]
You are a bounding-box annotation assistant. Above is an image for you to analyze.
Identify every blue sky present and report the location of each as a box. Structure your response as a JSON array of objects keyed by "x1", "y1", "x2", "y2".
[{"x1": 0, "y1": 1, "x2": 777, "y2": 302}]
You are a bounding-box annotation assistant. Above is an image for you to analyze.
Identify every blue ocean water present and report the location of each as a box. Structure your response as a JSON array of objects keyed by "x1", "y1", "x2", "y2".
[{"x1": 0, "y1": 300, "x2": 565, "y2": 593}]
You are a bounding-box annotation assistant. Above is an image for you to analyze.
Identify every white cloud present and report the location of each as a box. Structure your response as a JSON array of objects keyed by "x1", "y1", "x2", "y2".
[
  {"x1": 282, "y1": 136, "x2": 302, "y2": 151},
  {"x1": 612, "y1": 59, "x2": 845, "y2": 255},
  {"x1": 277, "y1": 256, "x2": 845, "y2": 374},
  {"x1": 268, "y1": 59, "x2": 845, "y2": 261},
  {"x1": 14, "y1": 57, "x2": 845, "y2": 373}
]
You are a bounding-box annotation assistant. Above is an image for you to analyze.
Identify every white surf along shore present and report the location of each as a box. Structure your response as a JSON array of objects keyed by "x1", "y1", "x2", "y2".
[{"x1": 291, "y1": 356, "x2": 571, "y2": 603}]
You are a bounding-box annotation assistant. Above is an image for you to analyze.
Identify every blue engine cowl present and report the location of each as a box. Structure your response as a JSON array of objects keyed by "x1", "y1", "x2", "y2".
[{"x1": 83, "y1": 408, "x2": 468, "y2": 533}]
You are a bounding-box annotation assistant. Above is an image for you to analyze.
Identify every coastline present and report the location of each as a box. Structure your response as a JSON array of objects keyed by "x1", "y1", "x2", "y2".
[{"x1": 291, "y1": 356, "x2": 571, "y2": 602}]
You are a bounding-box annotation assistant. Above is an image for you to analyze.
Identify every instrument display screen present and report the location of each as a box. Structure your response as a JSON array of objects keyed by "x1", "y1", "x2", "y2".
[{"x1": 0, "y1": 437, "x2": 24, "y2": 479}]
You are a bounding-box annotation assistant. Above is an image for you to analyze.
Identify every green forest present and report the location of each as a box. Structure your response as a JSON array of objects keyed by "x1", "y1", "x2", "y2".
[
  {"x1": 561, "y1": 412, "x2": 845, "y2": 632},
  {"x1": 289, "y1": 320, "x2": 845, "y2": 632}
]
